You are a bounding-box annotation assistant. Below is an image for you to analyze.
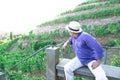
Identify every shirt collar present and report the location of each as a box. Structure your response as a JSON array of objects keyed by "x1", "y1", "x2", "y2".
[{"x1": 74, "y1": 31, "x2": 83, "y2": 39}]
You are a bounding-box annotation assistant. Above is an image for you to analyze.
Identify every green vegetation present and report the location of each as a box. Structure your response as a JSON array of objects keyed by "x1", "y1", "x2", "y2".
[
  {"x1": 82, "y1": 0, "x2": 109, "y2": 4},
  {"x1": 82, "y1": 21, "x2": 120, "y2": 37},
  {"x1": 111, "y1": 54, "x2": 120, "y2": 67},
  {"x1": 111, "y1": 39, "x2": 120, "y2": 67},
  {"x1": 0, "y1": 29, "x2": 69, "y2": 79}
]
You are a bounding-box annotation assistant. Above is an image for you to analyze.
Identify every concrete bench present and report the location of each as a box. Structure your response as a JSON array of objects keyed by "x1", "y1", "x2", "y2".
[
  {"x1": 56, "y1": 58, "x2": 120, "y2": 80},
  {"x1": 46, "y1": 46, "x2": 120, "y2": 80},
  {"x1": 0, "y1": 72, "x2": 5, "y2": 80}
]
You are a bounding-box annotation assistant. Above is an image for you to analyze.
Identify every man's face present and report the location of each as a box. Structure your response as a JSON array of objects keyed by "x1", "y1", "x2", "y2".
[
  {"x1": 69, "y1": 32, "x2": 75, "y2": 37},
  {"x1": 69, "y1": 31, "x2": 78, "y2": 38}
]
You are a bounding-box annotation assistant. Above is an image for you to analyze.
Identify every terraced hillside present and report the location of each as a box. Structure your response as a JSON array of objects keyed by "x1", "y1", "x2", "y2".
[{"x1": 33, "y1": 0, "x2": 120, "y2": 46}]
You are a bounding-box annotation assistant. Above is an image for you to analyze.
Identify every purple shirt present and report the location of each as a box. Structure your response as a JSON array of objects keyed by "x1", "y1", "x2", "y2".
[{"x1": 69, "y1": 32, "x2": 104, "y2": 64}]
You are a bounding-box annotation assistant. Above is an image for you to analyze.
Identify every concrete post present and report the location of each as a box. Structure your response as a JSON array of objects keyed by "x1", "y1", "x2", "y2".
[
  {"x1": 0, "y1": 72, "x2": 5, "y2": 80},
  {"x1": 46, "y1": 46, "x2": 59, "y2": 80}
]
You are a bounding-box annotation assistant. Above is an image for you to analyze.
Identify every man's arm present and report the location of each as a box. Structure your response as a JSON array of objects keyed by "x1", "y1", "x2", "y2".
[{"x1": 63, "y1": 40, "x2": 70, "y2": 50}]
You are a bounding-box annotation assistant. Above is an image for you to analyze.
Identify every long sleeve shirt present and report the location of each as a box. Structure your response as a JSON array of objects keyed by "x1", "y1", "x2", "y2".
[{"x1": 69, "y1": 31, "x2": 104, "y2": 64}]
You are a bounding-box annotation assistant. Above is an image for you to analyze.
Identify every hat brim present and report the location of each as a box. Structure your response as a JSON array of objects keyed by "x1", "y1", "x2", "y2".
[{"x1": 65, "y1": 26, "x2": 82, "y2": 33}]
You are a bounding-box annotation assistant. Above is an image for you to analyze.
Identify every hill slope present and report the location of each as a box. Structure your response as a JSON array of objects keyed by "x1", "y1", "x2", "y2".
[{"x1": 32, "y1": 0, "x2": 120, "y2": 46}]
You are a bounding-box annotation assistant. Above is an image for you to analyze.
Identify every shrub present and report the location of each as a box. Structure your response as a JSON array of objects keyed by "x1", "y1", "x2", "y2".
[{"x1": 33, "y1": 40, "x2": 56, "y2": 51}]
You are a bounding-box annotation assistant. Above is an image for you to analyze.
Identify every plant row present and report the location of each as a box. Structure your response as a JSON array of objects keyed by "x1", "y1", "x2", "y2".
[
  {"x1": 60, "y1": 0, "x2": 119, "y2": 15},
  {"x1": 40, "y1": 7, "x2": 120, "y2": 26},
  {"x1": 82, "y1": 0, "x2": 119, "y2": 5}
]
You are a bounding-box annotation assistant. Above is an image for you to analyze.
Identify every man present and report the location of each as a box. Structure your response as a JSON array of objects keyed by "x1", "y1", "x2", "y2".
[{"x1": 63, "y1": 21, "x2": 108, "y2": 80}]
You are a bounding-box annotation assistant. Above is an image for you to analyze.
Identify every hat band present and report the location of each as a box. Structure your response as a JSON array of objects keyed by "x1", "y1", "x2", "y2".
[{"x1": 68, "y1": 27, "x2": 79, "y2": 31}]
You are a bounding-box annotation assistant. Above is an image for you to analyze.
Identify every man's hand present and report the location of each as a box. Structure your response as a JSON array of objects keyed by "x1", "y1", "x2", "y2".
[
  {"x1": 63, "y1": 43, "x2": 67, "y2": 50},
  {"x1": 63, "y1": 40, "x2": 69, "y2": 50},
  {"x1": 91, "y1": 59, "x2": 102, "y2": 69}
]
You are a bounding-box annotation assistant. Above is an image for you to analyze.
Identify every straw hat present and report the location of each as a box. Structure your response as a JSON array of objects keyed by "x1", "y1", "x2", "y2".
[{"x1": 66, "y1": 21, "x2": 82, "y2": 33}]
